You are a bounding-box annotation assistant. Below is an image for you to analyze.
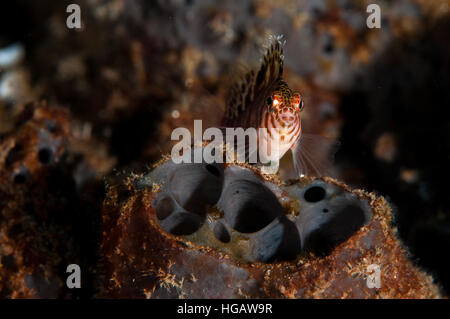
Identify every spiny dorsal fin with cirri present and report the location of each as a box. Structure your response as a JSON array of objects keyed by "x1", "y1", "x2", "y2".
[{"x1": 223, "y1": 36, "x2": 285, "y2": 127}]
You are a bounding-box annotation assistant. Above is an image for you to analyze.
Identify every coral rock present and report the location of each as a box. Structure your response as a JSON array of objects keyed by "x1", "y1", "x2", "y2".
[
  {"x1": 0, "y1": 102, "x2": 75, "y2": 298},
  {"x1": 98, "y1": 158, "x2": 442, "y2": 298}
]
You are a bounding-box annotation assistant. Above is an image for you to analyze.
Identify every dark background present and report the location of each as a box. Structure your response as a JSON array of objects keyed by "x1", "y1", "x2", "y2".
[{"x1": 1, "y1": 0, "x2": 449, "y2": 297}]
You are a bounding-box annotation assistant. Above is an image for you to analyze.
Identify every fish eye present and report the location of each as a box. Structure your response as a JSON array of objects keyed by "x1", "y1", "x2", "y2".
[
  {"x1": 292, "y1": 92, "x2": 303, "y2": 112},
  {"x1": 299, "y1": 99, "x2": 304, "y2": 112}
]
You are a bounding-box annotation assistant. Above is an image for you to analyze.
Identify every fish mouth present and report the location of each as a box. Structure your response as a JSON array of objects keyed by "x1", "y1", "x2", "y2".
[{"x1": 279, "y1": 113, "x2": 296, "y2": 126}]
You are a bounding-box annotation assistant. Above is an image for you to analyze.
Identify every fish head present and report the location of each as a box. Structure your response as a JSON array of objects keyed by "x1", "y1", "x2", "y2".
[{"x1": 268, "y1": 91, "x2": 303, "y2": 128}]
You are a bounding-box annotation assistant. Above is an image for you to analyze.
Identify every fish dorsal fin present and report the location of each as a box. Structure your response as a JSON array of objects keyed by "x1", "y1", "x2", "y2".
[
  {"x1": 224, "y1": 62, "x2": 256, "y2": 121},
  {"x1": 256, "y1": 37, "x2": 284, "y2": 89},
  {"x1": 223, "y1": 36, "x2": 285, "y2": 126}
]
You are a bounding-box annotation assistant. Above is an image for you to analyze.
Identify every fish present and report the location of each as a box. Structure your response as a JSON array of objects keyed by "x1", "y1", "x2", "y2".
[{"x1": 221, "y1": 36, "x2": 337, "y2": 177}]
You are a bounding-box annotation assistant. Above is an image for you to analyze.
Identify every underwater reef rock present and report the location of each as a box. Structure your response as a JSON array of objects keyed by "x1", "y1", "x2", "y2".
[
  {"x1": 0, "y1": 102, "x2": 70, "y2": 185},
  {"x1": 0, "y1": 102, "x2": 78, "y2": 298},
  {"x1": 98, "y1": 157, "x2": 442, "y2": 298}
]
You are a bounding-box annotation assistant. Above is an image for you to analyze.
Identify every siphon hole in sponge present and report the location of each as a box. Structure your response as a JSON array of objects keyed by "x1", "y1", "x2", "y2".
[
  {"x1": 38, "y1": 147, "x2": 53, "y2": 164},
  {"x1": 304, "y1": 186, "x2": 326, "y2": 202},
  {"x1": 214, "y1": 222, "x2": 231, "y2": 243},
  {"x1": 205, "y1": 164, "x2": 221, "y2": 177},
  {"x1": 156, "y1": 195, "x2": 175, "y2": 221}
]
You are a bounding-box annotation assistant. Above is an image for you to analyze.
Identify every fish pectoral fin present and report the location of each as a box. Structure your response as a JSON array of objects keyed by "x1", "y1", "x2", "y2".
[{"x1": 292, "y1": 133, "x2": 340, "y2": 178}]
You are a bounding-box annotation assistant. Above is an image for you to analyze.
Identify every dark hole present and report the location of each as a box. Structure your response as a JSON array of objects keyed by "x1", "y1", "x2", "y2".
[
  {"x1": 323, "y1": 42, "x2": 334, "y2": 54},
  {"x1": 323, "y1": 208, "x2": 329, "y2": 213},
  {"x1": 214, "y1": 222, "x2": 231, "y2": 243},
  {"x1": 270, "y1": 218, "x2": 302, "y2": 262},
  {"x1": 205, "y1": 164, "x2": 220, "y2": 177},
  {"x1": 13, "y1": 170, "x2": 28, "y2": 184},
  {"x1": 168, "y1": 163, "x2": 223, "y2": 215},
  {"x1": 38, "y1": 147, "x2": 52, "y2": 164},
  {"x1": 14, "y1": 174, "x2": 26, "y2": 184},
  {"x1": 164, "y1": 212, "x2": 201, "y2": 236},
  {"x1": 305, "y1": 204, "x2": 367, "y2": 256},
  {"x1": 225, "y1": 181, "x2": 282, "y2": 233},
  {"x1": 156, "y1": 196, "x2": 174, "y2": 221},
  {"x1": 170, "y1": 222, "x2": 198, "y2": 236},
  {"x1": 323, "y1": 34, "x2": 335, "y2": 54},
  {"x1": 234, "y1": 202, "x2": 277, "y2": 233},
  {"x1": 5, "y1": 144, "x2": 22, "y2": 167},
  {"x1": 304, "y1": 186, "x2": 326, "y2": 202}
]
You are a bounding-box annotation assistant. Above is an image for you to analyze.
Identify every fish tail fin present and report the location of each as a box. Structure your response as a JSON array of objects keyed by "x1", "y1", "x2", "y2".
[{"x1": 292, "y1": 133, "x2": 340, "y2": 178}]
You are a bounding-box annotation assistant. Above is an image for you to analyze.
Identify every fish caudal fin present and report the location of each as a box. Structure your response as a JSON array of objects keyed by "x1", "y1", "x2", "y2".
[{"x1": 292, "y1": 134, "x2": 340, "y2": 178}]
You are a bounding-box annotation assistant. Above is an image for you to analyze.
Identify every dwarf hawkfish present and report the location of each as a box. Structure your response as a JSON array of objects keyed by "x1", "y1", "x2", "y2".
[{"x1": 221, "y1": 36, "x2": 337, "y2": 177}]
